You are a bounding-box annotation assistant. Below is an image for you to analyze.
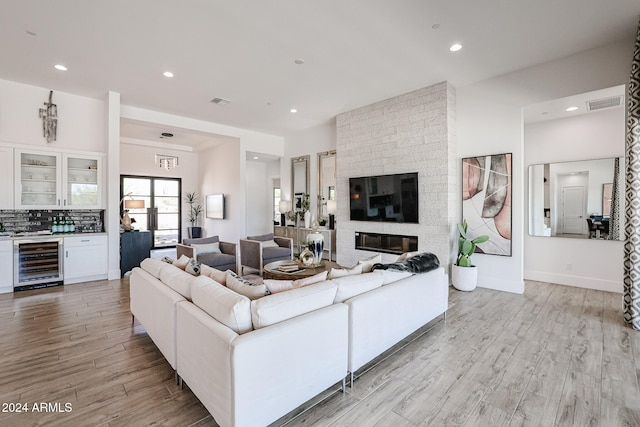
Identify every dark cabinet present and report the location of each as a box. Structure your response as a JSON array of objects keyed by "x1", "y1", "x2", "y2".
[{"x1": 120, "y1": 231, "x2": 152, "y2": 276}]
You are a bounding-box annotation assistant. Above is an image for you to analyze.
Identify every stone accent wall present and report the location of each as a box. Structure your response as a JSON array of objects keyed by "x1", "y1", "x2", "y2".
[{"x1": 336, "y1": 81, "x2": 457, "y2": 268}]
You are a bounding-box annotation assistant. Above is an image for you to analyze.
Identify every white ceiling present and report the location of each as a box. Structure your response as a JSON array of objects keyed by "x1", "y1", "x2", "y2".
[{"x1": 1, "y1": 0, "x2": 638, "y2": 144}]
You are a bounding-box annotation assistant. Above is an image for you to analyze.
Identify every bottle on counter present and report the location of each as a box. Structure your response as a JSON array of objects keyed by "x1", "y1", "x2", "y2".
[
  {"x1": 70, "y1": 218, "x2": 75, "y2": 233},
  {"x1": 64, "y1": 218, "x2": 70, "y2": 233},
  {"x1": 51, "y1": 217, "x2": 57, "y2": 233}
]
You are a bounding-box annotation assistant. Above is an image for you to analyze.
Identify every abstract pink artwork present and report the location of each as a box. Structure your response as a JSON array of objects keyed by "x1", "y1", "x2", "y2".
[{"x1": 462, "y1": 153, "x2": 512, "y2": 257}]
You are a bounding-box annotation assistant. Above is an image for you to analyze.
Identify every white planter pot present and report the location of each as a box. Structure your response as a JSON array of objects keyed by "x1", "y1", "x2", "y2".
[{"x1": 451, "y1": 265, "x2": 478, "y2": 291}]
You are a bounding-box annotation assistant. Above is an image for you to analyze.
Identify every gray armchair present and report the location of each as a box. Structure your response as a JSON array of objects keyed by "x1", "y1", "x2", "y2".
[
  {"x1": 239, "y1": 233, "x2": 293, "y2": 275},
  {"x1": 176, "y1": 235, "x2": 239, "y2": 273}
]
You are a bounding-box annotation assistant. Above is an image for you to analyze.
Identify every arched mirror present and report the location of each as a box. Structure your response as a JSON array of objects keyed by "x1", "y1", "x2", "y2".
[
  {"x1": 528, "y1": 156, "x2": 624, "y2": 240},
  {"x1": 291, "y1": 155, "x2": 310, "y2": 211},
  {"x1": 317, "y1": 150, "x2": 336, "y2": 220}
]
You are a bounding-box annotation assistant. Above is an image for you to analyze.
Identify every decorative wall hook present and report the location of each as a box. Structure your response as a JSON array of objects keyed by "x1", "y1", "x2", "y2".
[{"x1": 39, "y1": 90, "x2": 58, "y2": 143}]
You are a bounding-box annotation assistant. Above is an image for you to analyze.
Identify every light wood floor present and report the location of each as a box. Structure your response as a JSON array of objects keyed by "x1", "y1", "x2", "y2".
[{"x1": 0, "y1": 279, "x2": 638, "y2": 426}]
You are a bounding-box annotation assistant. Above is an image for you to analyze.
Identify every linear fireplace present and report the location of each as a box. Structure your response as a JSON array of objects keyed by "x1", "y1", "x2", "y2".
[{"x1": 355, "y1": 232, "x2": 418, "y2": 255}]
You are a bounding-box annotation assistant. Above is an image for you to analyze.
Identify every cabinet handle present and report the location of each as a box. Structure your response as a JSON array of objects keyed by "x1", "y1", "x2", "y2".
[
  {"x1": 65, "y1": 250, "x2": 68, "y2": 258},
  {"x1": 81, "y1": 240, "x2": 89, "y2": 242},
  {"x1": 58, "y1": 199, "x2": 60, "y2": 206}
]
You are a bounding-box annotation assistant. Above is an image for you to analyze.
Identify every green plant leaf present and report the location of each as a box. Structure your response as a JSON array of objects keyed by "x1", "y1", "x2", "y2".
[
  {"x1": 461, "y1": 239, "x2": 472, "y2": 255},
  {"x1": 472, "y1": 235, "x2": 490, "y2": 244},
  {"x1": 457, "y1": 223, "x2": 467, "y2": 239}
]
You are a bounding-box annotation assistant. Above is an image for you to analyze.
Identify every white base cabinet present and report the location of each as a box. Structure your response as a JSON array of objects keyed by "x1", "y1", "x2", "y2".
[
  {"x1": 64, "y1": 235, "x2": 107, "y2": 284},
  {"x1": 0, "y1": 240, "x2": 12, "y2": 294}
]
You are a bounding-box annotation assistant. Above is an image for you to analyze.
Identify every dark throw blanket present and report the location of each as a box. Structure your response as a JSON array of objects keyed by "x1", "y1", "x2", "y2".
[{"x1": 371, "y1": 252, "x2": 440, "y2": 274}]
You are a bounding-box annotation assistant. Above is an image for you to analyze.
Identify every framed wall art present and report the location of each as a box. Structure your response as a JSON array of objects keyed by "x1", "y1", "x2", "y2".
[{"x1": 462, "y1": 153, "x2": 512, "y2": 257}]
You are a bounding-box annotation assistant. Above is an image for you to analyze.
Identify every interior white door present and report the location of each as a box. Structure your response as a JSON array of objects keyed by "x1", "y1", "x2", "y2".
[{"x1": 561, "y1": 186, "x2": 585, "y2": 234}]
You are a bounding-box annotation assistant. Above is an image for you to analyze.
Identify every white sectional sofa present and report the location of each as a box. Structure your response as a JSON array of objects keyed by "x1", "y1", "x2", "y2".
[{"x1": 129, "y1": 255, "x2": 448, "y2": 427}]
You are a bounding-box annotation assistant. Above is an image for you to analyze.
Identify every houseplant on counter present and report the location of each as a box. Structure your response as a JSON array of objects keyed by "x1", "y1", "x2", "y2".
[
  {"x1": 185, "y1": 192, "x2": 203, "y2": 238},
  {"x1": 452, "y1": 219, "x2": 489, "y2": 291}
]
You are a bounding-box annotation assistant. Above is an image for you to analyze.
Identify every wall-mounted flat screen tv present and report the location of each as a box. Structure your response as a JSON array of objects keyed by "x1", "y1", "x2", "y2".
[
  {"x1": 206, "y1": 194, "x2": 225, "y2": 219},
  {"x1": 349, "y1": 172, "x2": 418, "y2": 223}
]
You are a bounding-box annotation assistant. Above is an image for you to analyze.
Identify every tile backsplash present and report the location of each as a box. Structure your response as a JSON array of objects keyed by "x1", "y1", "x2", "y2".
[{"x1": 0, "y1": 210, "x2": 104, "y2": 233}]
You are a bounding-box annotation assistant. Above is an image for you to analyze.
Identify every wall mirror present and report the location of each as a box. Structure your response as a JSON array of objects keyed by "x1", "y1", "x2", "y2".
[
  {"x1": 317, "y1": 150, "x2": 336, "y2": 219},
  {"x1": 528, "y1": 156, "x2": 623, "y2": 240},
  {"x1": 291, "y1": 155, "x2": 310, "y2": 211}
]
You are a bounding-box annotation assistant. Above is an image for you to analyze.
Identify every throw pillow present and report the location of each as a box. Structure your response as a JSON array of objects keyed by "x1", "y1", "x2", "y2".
[
  {"x1": 185, "y1": 258, "x2": 201, "y2": 276},
  {"x1": 226, "y1": 271, "x2": 270, "y2": 300},
  {"x1": 263, "y1": 279, "x2": 296, "y2": 294},
  {"x1": 173, "y1": 254, "x2": 191, "y2": 270},
  {"x1": 327, "y1": 264, "x2": 363, "y2": 279},
  {"x1": 160, "y1": 256, "x2": 174, "y2": 264},
  {"x1": 293, "y1": 271, "x2": 328, "y2": 287},
  {"x1": 191, "y1": 242, "x2": 221, "y2": 256},
  {"x1": 358, "y1": 253, "x2": 382, "y2": 273},
  {"x1": 261, "y1": 239, "x2": 279, "y2": 248}
]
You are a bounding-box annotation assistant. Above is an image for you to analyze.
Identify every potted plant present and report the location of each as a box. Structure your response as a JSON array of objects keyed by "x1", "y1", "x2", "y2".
[
  {"x1": 452, "y1": 219, "x2": 489, "y2": 291},
  {"x1": 185, "y1": 192, "x2": 203, "y2": 238}
]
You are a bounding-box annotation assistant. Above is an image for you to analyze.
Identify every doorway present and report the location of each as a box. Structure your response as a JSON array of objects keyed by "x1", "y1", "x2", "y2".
[
  {"x1": 121, "y1": 175, "x2": 182, "y2": 248},
  {"x1": 558, "y1": 173, "x2": 588, "y2": 236}
]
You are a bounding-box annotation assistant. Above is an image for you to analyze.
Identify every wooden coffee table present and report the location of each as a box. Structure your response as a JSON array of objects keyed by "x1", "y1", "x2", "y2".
[{"x1": 263, "y1": 259, "x2": 340, "y2": 280}]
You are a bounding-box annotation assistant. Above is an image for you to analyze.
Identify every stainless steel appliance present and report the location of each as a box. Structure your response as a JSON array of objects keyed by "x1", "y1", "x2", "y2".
[{"x1": 13, "y1": 238, "x2": 64, "y2": 290}]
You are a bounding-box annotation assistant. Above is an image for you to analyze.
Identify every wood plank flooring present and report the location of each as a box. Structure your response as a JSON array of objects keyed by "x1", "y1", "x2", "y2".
[{"x1": 0, "y1": 279, "x2": 638, "y2": 426}]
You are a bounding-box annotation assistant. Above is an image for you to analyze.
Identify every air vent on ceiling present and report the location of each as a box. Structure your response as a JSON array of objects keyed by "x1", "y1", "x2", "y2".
[
  {"x1": 211, "y1": 97, "x2": 231, "y2": 106},
  {"x1": 586, "y1": 95, "x2": 624, "y2": 112}
]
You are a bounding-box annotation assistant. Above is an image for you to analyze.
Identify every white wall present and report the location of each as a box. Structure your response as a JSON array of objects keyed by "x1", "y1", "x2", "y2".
[
  {"x1": 524, "y1": 108, "x2": 625, "y2": 292},
  {"x1": 245, "y1": 160, "x2": 272, "y2": 236},
  {"x1": 198, "y1": 141, "x2": 242, "y2": 242},
  {"x1": 457, "y1": 38, "x2": 632, "y2": 294},
  {"x1": 0, "y1": 79, "x2": 105, "y2": 152}
]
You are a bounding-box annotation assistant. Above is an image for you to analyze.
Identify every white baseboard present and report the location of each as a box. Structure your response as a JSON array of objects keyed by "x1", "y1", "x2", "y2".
[
  {"x1": 0, "y1": 285, "x2": 13, "y2": 294},
  {"x1": 477, "y1": 277, "x2": 525, "y2": 294},
  {"x1": 524, "y1": 270, "x2": 622, "y2": 293}
]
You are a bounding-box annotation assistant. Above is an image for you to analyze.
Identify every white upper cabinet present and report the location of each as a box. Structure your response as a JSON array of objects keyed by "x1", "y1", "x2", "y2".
[
  {"x1": 63, "y1": 154, "x2": 102, "y2": 209},
  {"x1": 15, "y1": 149, "x2": 103, "y2": 210},
  {"x1": 0, "y1": 147, "x2": 14, "y2": 209}
]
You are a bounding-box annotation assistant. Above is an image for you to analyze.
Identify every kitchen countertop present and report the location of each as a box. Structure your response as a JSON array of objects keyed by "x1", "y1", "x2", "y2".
[{"x1": 0, "y1": 231, "x2": 107, "y2": 241}]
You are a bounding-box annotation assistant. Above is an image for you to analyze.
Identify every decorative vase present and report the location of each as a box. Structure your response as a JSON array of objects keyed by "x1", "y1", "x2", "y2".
[
  {"x1": 451, "y1": 265, "x2": 478, "y2": 291},
  {"x1": 188, "y1": 226, "x2": 202, "y2": 238},
  {"x1": 306, "y1": 231, "x2": 324, "y2": 266},
  {"x1": 304, "y1": 210, "x2": 311, "y2": 228},
  {"x1": 299, "y1": 248, "x2": 314, "y2": 267}
]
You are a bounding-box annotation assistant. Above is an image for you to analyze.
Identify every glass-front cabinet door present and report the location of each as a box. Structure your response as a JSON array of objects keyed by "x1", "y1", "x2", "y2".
[
  {"x1": 63, "y1": 155, "x2": 102, "y2": 208},
  {"x1": 16, "y1": 150, "x2": 61, "y2": 209}
]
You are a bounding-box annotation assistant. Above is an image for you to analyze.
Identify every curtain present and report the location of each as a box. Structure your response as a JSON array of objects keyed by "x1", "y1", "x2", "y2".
[
  {"x1": 623, "y1": 18, "x2": 640, "y2": 330},
  {"x1": 610, "y1": 157, "x2": 620, "y2": 240}
]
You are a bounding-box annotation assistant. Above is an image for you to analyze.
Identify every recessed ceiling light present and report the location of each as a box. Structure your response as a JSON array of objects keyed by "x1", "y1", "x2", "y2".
[
  {"x1": 290, "y1": 108, "x2": 298, "y2": 113},
  {"x1": 26, "y1": 30, "x2": 37, "y2": 36},
  {"x1": 163, "y1": 71, "x2": 174, "y2": 78},
  {"x1": 294, "y1": 59, "x2": 305, "y2": 65},
  {"x1": 449, "y1": 43, "x2": 462, "y2": 52},
  {"x1": 54, "y1": 64, "x2": 67, "y2": 71},
  {"x1": 253, "y1": 156, "x2": 259, "y2": 160},
  {"x1": 565, "y1": 106, "x2": 579, "y2": 112},
  {"x1": 160, "y1": 132, "x2": 174, "y2": 138},
  {"x1": 431, "y1": 24, "x2": 440, "y2": 30}
]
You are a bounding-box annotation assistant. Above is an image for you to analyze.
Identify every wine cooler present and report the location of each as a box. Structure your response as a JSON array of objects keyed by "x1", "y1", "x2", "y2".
[{"x1": 14, "y1": 238, "x2": 64, "y2": 290}]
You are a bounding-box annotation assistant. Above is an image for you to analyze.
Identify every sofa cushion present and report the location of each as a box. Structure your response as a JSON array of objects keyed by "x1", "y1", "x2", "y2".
[
  {"x1": 140, "y1": 258, "x2": 168, "y2": 279},
  {"x1": 247, "y1": 233, "x2": 274, "y2": 242},
  {"x1": 185, "y1": 258, "x2": 202, "y2": 276},
  {"x1": 372, "y1": 270, "x2": 413, "y2": 285},
  {"x1": 183, "y1": 235, "x2": 220, "y2": 246},
  {"x1": 395, "y1": 251, "x2": 420, "y2": 262},
  {"x1": 200, "y1": 265, "x2": 227, "y2": 285},
  {"x1": 159, "y1": 263, "x2": 194, "y2": 299},
  {"x1": 197, "y1": 252, "x2": 236, "y2": 269},
  {"x1": 332, "y1": 272, "x2": 385, "y2": 303},
  {"x1": 192, "y1": 242, "x2": 221, "y2": 256},
  {"x1": 173, "y1": 254, "x2": 191, "y2": 270},
  {"x1": 263, "y1": 279, "x2": 295, "y2": 294},
  {"x1": 358, "y1": 253, "x2": 382, "y2": 273},
  {"x1": 226, "y1": 271, "x2": 269, "y2": 300},
  {"x1": 261, "y1": 239, "x2": 280, "y2": 248},
  {"x1": 190, "y1": 276, "x2": 253, "y2": 334},
  {"x1": 262, "y1": 246, "x2": 291, "y2": 262},
  {"x1": 294, "y1": 271, "x2": 328, "y2": 287},
  {"x1": 250, "y1": 281, "x2": 338, "y2": 329},
  {"x1": 327, "y1": 264, "x2": 363, "y2": 279}
]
